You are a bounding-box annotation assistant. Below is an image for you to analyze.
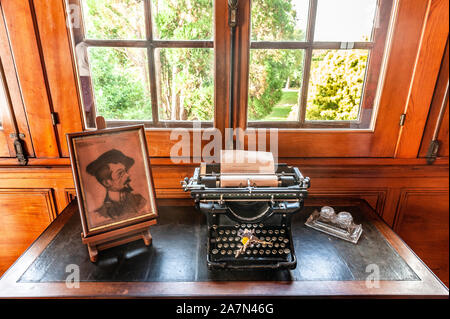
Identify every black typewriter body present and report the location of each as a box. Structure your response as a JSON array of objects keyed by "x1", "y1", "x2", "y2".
[{"x1": 183, "y1": 163, "x2": 310, "y2": 270}]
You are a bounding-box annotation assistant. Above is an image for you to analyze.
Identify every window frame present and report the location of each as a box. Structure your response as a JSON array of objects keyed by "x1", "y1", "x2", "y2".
[
  {"x1": 246, "y1": 0, "x2": 393, "y2": 129},
  {"x1": 67, "y1": 0, "x2": 216, "y2": 129}
]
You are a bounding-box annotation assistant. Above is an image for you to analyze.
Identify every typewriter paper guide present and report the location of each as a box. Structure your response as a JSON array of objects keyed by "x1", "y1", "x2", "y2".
[
  {"x1": 220, "y1": 150, "x2": 275, "y2": 174},
  {"x1": 220, "y1": 150, "x2": 278, "y2": 187}
]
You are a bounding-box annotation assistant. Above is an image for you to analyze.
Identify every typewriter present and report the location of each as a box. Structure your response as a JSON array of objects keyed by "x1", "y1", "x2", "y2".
[{"x1": 182, "y1": 151, "x2": 310, "y2": 270}]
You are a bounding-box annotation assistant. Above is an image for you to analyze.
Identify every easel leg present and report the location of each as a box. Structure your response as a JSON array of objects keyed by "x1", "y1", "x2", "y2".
[
  {"x1": 142, "y1": 230, "x2": 152, "y2": 246},
  {"x1": 87, "y1": 244, "x2": 98, "y2": 263}
]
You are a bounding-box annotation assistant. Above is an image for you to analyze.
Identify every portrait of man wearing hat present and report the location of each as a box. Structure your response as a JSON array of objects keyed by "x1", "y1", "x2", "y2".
[{"x1": 86, "y1": 149, "x2": 147, "y2": 221}]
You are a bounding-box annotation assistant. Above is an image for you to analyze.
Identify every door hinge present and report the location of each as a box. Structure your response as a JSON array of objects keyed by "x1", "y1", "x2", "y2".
[
  {"x1": 9, "y1": 133, "x2": 28, "y2": 165},
  {"x1": 399, "y1": 113, "x2": 406, "y2": 126},
  {"x1": 51, "y1": 112, "x2": 59, "y2": 125},
  {"x1": 426, "y1": 140, "x2": 440, "y2": 164}
]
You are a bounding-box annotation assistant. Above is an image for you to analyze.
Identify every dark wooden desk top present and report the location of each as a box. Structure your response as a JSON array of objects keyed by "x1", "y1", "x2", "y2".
[{"x1": 0, "y1": 198, "x2": 447, "y2": 298}]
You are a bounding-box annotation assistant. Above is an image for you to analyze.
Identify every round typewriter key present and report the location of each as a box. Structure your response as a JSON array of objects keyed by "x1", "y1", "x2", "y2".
[
  {"x1": 262, "y1": 244, "x2": 267, "y2": 248},
  {"x1": 253, "y1": 249, "x2": 258, "y2": 255},
  {"x1": 220, "y1": 250, "x2": 226, "y2": 255},
  {"x1": 268, "y1": 230, "x2": 273, "y2": 235},
  {"x1": 241, "y1": 224, "x2": 246, "y2": 228},
  {"x1": 278, "y1": 249, "x2": 284, "y2": 254},
  {"x1": 265, "y1": 250, "x2": 271, "y2": 255},
  {"x1": 268, "y1": 242, "x2": 273, "y2": 247},
  {"x1": 225, "y1": 230, "x2": 230, "y2": 235},
  {"x1": 274, "y1": 230, "x2": 279, "y2": 235},
  {"x1": 265, "y1": 236, "x2": 271, "y2": 242},
  {"x1": 219, "y1": 230, "x2": 224, "y2": 235},
  {"x1": 212, "y1": 225, "x2": 218, "y2": 230},
  {"x1": 246, "y1": 250, "x2": 251, "y2": 255},
  {"x1": 259, "y1": 249, "x2": 264, "y2": 255},
  {"x1": 230, "y1": 243, "x2": 235, "y2": 248},
  {"x1": 247, "y1": 224, "x2": 252, "y2": 228},
  {"x1": 235, "y1": 237, "x2": 240, "y2": 242},
  {"x1": 231, "y1": 230, "x2": 236, "y2": 235},
  {"x1": 283, "y1": 238, "x2": 289, "y2": 244},
  {"x1": 212, "y1": 249, "x2": 218, "y2": 255},
  {"x1": 252, "y1": 224, "x2": 257, "y2": 228},
  {"x1": 216, "y1": 237, "x2": 221, "y2": 242},
  {"x1": 284, "y1": 248, "x2": 291, "y2": 254},
  {"x1": 223, "y1": 243, "x2": 229, "y2": 248},
  {"x1": 250, "y1": 243, "x2": 254, "y2": 248},
  {"x1": 237, "y1": 243, "x2": 243, "y2": 248},
  {"x1": 227, "y1": 250, "x2": 233, "y2": 255},
  {"x1": 260, "y1": 236, "x2": 265, "y2": 241},
  {"x1": 217, "y1": 243, "x2": 223, "y2": 248},
  {"x1": 259, "y1": 223, "x2": 264, "y2": 228},
  {"x1": 272, "y1": 236, "x2": 277, "y2": 242},
  {"x1": 235, "y1": 224, "x2": 240, "y2": 228},
  {"x1": 272, "y1": 249, "x2": 277, "y2": 255},
  {"x1": 229, "y1": 237, "x2": 234, "y2": 242},
  {"x1": 280, "y1": 229, "x2": 286, "y2": 234},
  {"x1": 278, "y1": 236, "x2": 284, "y2": 242},
  {"x1": 280, "y1": 243, "x2": 286, "y2": 248},
  {"x1": 262, "y1": 230, "x2": 267, "y2": 234},
  {"x1": 255, "y1": 229, "x2": 261, "y2": 234},
  {"x1": 274, "y1": 243, "x2": 279, "y2": 248}
]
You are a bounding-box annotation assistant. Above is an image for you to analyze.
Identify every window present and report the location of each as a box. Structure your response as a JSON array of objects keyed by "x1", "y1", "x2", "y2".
[
  {"x1": 247, "y1": 0, "x2": 393, "y2": 129},
  {"x1": 67, "y1": 0, "x2": 214, "y2": 128}
]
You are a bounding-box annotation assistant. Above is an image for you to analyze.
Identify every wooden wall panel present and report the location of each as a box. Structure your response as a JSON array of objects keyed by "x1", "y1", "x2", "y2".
[
  {"x1": 0, "y1": 189, "x2": 56, "y2": 276},
  {"x1": 394, "y1": 190, "x2": 449, "y2": 287}
]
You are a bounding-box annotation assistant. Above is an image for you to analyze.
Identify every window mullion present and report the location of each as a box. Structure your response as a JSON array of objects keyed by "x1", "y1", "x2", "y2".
[
  {"x1": 299, "y1": 0, "x2": 318, "y2": 126},
  {"x1": 144, "y1": 0, "x2": 159, "y2": 125}
]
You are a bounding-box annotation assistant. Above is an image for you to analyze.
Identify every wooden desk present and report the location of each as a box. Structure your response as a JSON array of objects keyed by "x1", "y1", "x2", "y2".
[{"x1": 0, "y1": 199, "x2": 447, "y2": 298}]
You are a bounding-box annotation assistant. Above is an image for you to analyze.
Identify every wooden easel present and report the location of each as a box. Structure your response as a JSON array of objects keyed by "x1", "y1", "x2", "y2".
[{"x1": 81, "y1": 116, "x2": 156, "y2": 262}]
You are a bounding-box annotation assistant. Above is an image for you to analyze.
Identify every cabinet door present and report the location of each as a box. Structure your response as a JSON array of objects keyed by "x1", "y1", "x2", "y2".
[
  {"x1": 0, "y1": 4, "x2": 34, "y2": 161},
  {"x1": 0, "y1": 189, "x2": 56, "y2": 276},
  {"x1": 394, "y1": 190, "x2": 449, "y2": 287}
]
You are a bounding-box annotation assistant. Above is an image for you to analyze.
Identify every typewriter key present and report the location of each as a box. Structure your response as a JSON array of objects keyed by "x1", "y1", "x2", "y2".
[
  {"x1": 253, "y1": 249, "x2": 258, "y2": 255},
  {"x1": 274, "y1": 243, "x2": 279, "y2": 248},
  {"x1": 235, "y1": 237, "x2": 240, "y2": 242},
  {"x1": 224, "y1": 243, "x2": 230, "y2": 248},
  {"x1": 283, "y1": 238, "x2": 289, "y2": 244},
  {"x1": 280, "y1": 229, "x2": 286, "y2": 234},
  {"x1": 255, "y1": 243, "x2": 261, "y2": 248},
  {"x1": 278, "y1": 249, "x2": 284, "y2": 254},
  {"x1": 284, "y1": 248, "x2": 290, "y2": 254},
  {"x1": 230, "y1": 243, "x2": 235, "y2": 248},
  {"x1": 237, "y1": 243, "x2": 243, "y2": 248},
  {"x1": 262, "y1": 244, "x2": 267, "y2": 248},
  {"x1": 265, "y1": 250, "x2": 271, "y2": 255},
  {"x1": 268, "y1": 230, "x2": 273, "y2": 235},
  {"x1": 278, "y1": 236, "x2": 284, "y2": 242},
  {"x1": 227, "y1": 250, "x2": 233, "y2": 255},
  {"x1": 274, "y1": 230, "x2": 279, "y2": 235},
  {"x1": 231, "y1": 230, "x2": 236, "y2": 235},
  {"x1": 247, "y1": 224, "x2": 252, "y2": 228},
  {"x1": 280, "y1": 243, "x2": 286, "y2": 248},
  {"x1": 229, "y1": 237, "x2": 235, "y2": 242},
  {"x1": 241, "y1": 224, "x2": 246, "y2": 228},
  {"x1": 246, "y1": 250, "x2": 251, "y2": 255},
  {"x1": 225, "y1": 230, "x2": 230, "y2": 235},
  {"x1": 252, "y1": 224, "x2": 257, "y2": 228},
  {"x1": 265, "y1": 236, "x2": 271, "y2": 242},
  {"x1": 262, "y1": 230, "x2": 267, "y2": 234},
  {"x1": 220, "y1": 250, "x2": 226, "y2": 255},
  {"x1": 234, "y1": 224, "x2": 240, "y2": 228},
  {"x1": 212, "y1": 225, "x2": 218, "y2": 230},
  {"x1": 212, "y1": 249, "x2": 218, "y2": 255},
  {"x1": 272, "y1": 249, "x2": 277, "y2": 255},
  {"x1": 219, "y1": 230, "x2": 224, "y2": 235},
  {"x1": 255, "y1": 229, "x2": 261, "y2": 234},
  {"x1": 272, "y1": 236, "x2": 277, "y2": 242},
  {"x1": 217, "y1": 243, "x2": 223, "y2": 249},
  {"x1": 259, "y1": 223, "x2": 264, "y2": 228},
  {"x1": 259, "y1": 249, "x2": 264, "y2": 255},
  {"x1": 216, "y1": 237, "x2": 221, "y2": 242}
]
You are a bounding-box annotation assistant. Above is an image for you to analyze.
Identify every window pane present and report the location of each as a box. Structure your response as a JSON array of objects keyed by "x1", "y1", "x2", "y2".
[
  {"x1": 314, "y1": 0, "x2": 377, "y2": 42},
  {"x1": 248, "y1": 49, "x2": 304, "y2": 121},
  {"x1": 87, "y1": 47, "x2": 152, "y2": 121},
  {"x1": 156, "y1": 48, "x2": 214, "y2": 121},
  {"x1": 152, "y1": 0, "x2": 213, "y2": 40},
  {"x1": 82, "y1": 0, "x2": 146, "y2": 40},
  {"x1": 251, "y1": 0, "x2": 309, "y2": 41},
  {"x1": 306, "y1": 49, "x2": 369, "y2": 121}
]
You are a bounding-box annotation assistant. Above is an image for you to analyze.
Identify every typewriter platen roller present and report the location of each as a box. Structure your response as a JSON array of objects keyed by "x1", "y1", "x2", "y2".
[{"x1": 183, "y1": 161, "x2": 310, "y2": 270}]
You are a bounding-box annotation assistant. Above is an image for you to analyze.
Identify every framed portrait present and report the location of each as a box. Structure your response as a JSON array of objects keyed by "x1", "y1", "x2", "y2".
[{"x1": 67, "y1": 125, "x2": 158, "y2": 237}]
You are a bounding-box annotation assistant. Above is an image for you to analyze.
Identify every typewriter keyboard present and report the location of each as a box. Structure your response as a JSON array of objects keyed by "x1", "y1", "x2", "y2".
[{"x1": 208, "y1": 223, "x2": 294, "y2": 263}]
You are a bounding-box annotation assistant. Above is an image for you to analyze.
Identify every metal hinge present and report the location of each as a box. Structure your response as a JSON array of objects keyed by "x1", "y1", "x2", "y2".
[
  {"x1": 9, "y1": 133, "x2": 28, "y2": 165},
  {"x1": 426, "y1": 140, "x2": 440, "y2": 164},
  {"x1": 51, "y1": 112, "x2": 59, "y2": 125},
  {"x1": 399, "y1": 113, "x2": 406, "y2": 126}
]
